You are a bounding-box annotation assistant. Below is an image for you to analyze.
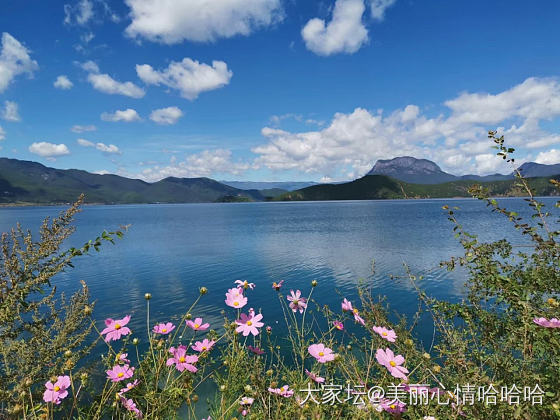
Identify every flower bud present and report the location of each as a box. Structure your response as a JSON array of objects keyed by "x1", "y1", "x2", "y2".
[
  {"x1": 311, "y1": 280, "x2": 318, "y2": 287},
  {"x1": 266, "y1": 369, "x2": 273, "y2": 376},
  {"x1": 433, "y1": 365, "x2": 441, "y2": 373},
  {"x1": 144, "y1": 293, "x2": 152, "y2": 300},
  {"x1": 192, "y1": 394, "x2": 199, "y2": 402},
  {"x1": 244, "y1": 385, "x2": 252, "y2": 393},
  {"x1": 84, "y1": 306, "x2": 92, "y2": 315},
  {"x1": 133, "y1": 338, "x2": 139, "y2": 345},
  {"x1": 346, "y1": 344, "x2": 352, "y2": 351},
  {"x1": 220, "y1": 385, "x2": 226, "y2": 392},
  {"x1": 24, "y1": 378, "x2": 33, "y2": 387},
  {"x1": 80, "y1": 372, "x2": 88, "y2": 381},
  {"x1": 64, "y1": 350, "x2": 72, "y2": 358},
  {"x1": 422, "y1": 352, "x2": 431, "y2": 360},
  {"x1": 405, "y1": 339, "x2": 414, "y2": 346},
  {"x1": 266, "y1": 326, "x2": 272, "y2": 334},
  {"x1": 186, "y1": 313, "x2": 192, "y2": 320},
  {"x1": 200, "y1": 287, "x2": 208, "y2": 295},
  {"x1": 115, "y1": 393, "x2": 121, "y2": 401}
]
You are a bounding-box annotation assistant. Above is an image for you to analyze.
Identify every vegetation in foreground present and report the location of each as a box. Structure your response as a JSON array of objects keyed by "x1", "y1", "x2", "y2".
[{"x1": 0, "y1": 132, "x2": 559, "y2": 419}]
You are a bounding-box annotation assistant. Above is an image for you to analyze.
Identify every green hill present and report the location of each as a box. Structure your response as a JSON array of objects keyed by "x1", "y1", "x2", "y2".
[
  {"x1": 276, "y1": 174, "x2": 560, "y2": 201},
  {"x1": 0, "y1": 158, "x2": 265, "y2": 204}
]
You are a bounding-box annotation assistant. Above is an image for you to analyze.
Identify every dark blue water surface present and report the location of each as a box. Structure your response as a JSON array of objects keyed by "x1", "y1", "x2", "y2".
[{"x1": 0, "y1": 198, "x2": 556, "y2": 348}]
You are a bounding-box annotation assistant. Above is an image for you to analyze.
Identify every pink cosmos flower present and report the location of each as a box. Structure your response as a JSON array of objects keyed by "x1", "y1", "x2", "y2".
[
  {"x1": 186, "y1": 317, "x2": 210, "y2": 331},
  {"x1": 333, "y1": 321, "x2": 344, "y2": 331},
  {"x1": 235, "y1": 280, "x2": 255, "y2": 290},
  {"x1": 225, "y1": 288, "x2": 248, "y2": 309},
  {"x1": 287, "y1": 290, "x2": 307, "y2": 313},
  {"x1": 117, "y1": 353, "x2": 131, "y2": 364},
  {"x1": 533, "y1": 317, "x2": 560, "y2": 328},
  {"x1": 153, "y1": 322, "x2": 175, "y2": 334},
  {"x1": 247, "y1": 345, "x2": 265, "y2": 355},
  {"x1": 272, "y1": 280, "x2": 284, "y2": 291},
  {"x1": 100, "y1": 315, "x2": 131, "y2": 342},
  {"x1": 240, "y1": 396, "x2": 254, "y2": 406},
  {"x1": 268, "y1": 385, "x2": 294, "y2": 397},
  {"x1": 235, "y1": 312, "x2": 264, "y2": 336},
  {"x1": 308, "y1": 343, "x2": 335, "y2": 363},
  {"x1": 305, "y1": 369, "x2": 325, "y2": 383},
  {"x1": 119, "y1": 379, "x2": 139, "y2": 394},
  {"x1": 380, "y1": 398, "x2": 407, "y2": 414},
  {"x1": 166, "y1": 345, "x2": 198, "y2": 372},
  {"x1": 192, "y1": 338, "x2": 216, "y2": 352},
  {"x1": 120, "y1": 396, "x2": 143, "y2": 418},
  {"x1": 375, "y1": 348, "x2": 408, "y2": 380},
  {"x1": 43, "y1": 376, "x2": 70, "y2": 405},
  {"x1": 341, "y1": 298, "x2": 353, "y2": 312},
  {"x1": 106, "y1": 364, "x2": 135, "y2": 382},
  {"x1": 352, "y1": 308, "x2": 365, "y2": 325},
  {"x1": 372, "y1": 326, "x2": 397, "y2": 342}
]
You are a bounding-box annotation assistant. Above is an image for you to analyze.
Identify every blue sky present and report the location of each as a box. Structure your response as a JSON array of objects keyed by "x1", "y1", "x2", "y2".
[{"x1": 1, "y1": 0, "x2": 560, "y2": 182}]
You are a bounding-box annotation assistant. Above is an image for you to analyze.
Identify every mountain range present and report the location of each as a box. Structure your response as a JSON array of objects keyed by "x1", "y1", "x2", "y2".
[{"x1": 0, "y1": 156, "x2": 559, "y2": 205}]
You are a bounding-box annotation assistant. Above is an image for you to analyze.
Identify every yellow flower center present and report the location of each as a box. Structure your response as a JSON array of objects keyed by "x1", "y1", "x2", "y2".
[
  {"x1": 54, "y1": 386, "x2": 60, "y2": 392},
  {"x1": 389, "y1": 361, "x2": 396, "y2": 367},
  {"x1": 247, "y1": 321, "x2": 253, "y2": 326},
  {"x1": 353, "y1": 308, "x2": 358, "y2": 314},
  {"x1": 318, "y1": 352, "x2": 324, "y2": 357},
  {"x1": 194, "y1": 324, "x2": 200, "y2": 329},
  {"x1": 179, "y1": 356, "x2": 186, "y2": 363},
  {"x1": 128, "y1": 384, "x2": 133, "y2": 389},
  {"x1": 202, "y1": 346, "x2": 207, "y2": 351},
  {"x1": 234, "y1": 301, "x2": 239, "y2": 306},
  {"x1": 382, "y1": 332, "x2": 387, "y2": 336},
  {"x1": 114, "y1": 323, "x2": 121, "y2": 330},
  {"x1": 117, "y1": 372, "x2": 124, "y2": 378},
  {"x1": 390, "y1": 404, "x2": 396, "y2": 409},
  {"x1": 162, "y1": 328, "x2": 167, "y2": 333}
]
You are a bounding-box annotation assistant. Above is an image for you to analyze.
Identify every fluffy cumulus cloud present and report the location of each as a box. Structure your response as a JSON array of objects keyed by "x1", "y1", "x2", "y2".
[
  {"x1": 77, "y1": 138, "x2": 121, "y2": 154},
  {"x1": 81, "y1": 60, "x2": 145, "y2": 98},
  {"x1": 136, "y1": 58, "x2": 232, "y2": 100},
  {"x1": 71, "y1": 124, "x2": 96, "y2": 133},
  {"x1": 2, "y1": 101, "x2": 20, "y2": 122},
  {"x1": 101, "y1": 108, "x2": 141, "y2": 122},
  {"x1": 54, "y1": 75, "x2": 73, "y2": 89},
  {"x1": 302, "y1": 0, "x2": 369, "y2": 56},
  {"x1": 252, "y1": 77, "x2": 560, "y2": 178},
  {"x1": 124, "y1": 0, "x2": 283, "y2": 44},
  {"x1": 64, "y1": 0, "x2": 120, "y2": 25},
  {"x1": 28, "y1": 142, "x2": 70, "y2": 158},
  {"x1": 0, "y1": 33, "x2": 39, "y2": 93},
  {"x1": 535, "y1": 149, "x2": 560, "y2": 165},
  {"x1": 132, "y1": 149, "x2": 249, "y2": 182},
  {"x1": 149, "y1": 107, "x2": 183, "y2": 125},
  {"x1": 369, "y1": 0, "x2": 396, "y2": 20}
]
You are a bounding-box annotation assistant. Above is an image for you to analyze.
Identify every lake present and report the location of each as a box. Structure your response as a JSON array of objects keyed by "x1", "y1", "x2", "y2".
[{"x1": 0, "y1": 198, "x2": 556, "y2": 349}]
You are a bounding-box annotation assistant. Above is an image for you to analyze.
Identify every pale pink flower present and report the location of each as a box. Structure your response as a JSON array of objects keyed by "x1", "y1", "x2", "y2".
[
  {"x1": 272, "y1": 280, "x2": 284, "y2": 291},
  {"x1": 119, "y1": 379, "x2": 139, "y2": 394},
  {"x1": 116, "y1": 353, "x2": 131, "y2": 364},
  {"x1": 308, "y1": 343, "x2": 335, "y2": 363},
  {"x1": 380, "y1": 398, "x2": 407, "y2": 414},
  {"x1": 166, "y1": 346, "x2": 198, "y2": 372},
  {"x1": 333, "y1": 320, "x2": 344, "y2": 331},
  {"x1": 120, "y1": 396, "x2": 143, "y2": 418},
  {"x1": 533, "y1": 317, "x2": 560, "y2": 328},
  {"x1": 43, "y1": 376, "x2": 70, "y2": 405},
  {"x1": 341, "y1": 298, "x2": 353, "y2": 312},
  {"x1": 248, "y1": 345, "x2": 265, "y2": 355},
  {"x1": 106, "y1": 364, "x2": 134, "y2": 382},
  {"x1": 240, "y1": 396, "x2": 254, "y2": 406},
  {"x1": 235, "y1": 312, "x2": 264, "y2": 336},
  {"x1": 287, "y1": 290, "x2": 307, "y2": 313},
  {"x1": 153, "y1": 322, "x2": 175, "y2": 334},
  {"x1": 268, "y1": 385, "x2": 294, "y2": 397},
  {"x1": 225, "y1": 288, "x2": 248, "y2": 309},
  {"x1": 375, "y1": 348, "x2": 408, "y2": 380},
  {"x1": 372, "y1": 326, "x2": 397, "y2": 342},
  {"x1": 192, "y1": 339, "x2": 215, "y2": 352},
  {"x1": 305, "y1": 369, "x2": 325, "y2": 383},
  {"x1": 100, "y1": 315, "x2": 131, "y2": 342},
  {"x1": 235, "y1": 280, "x2": 255, "y2": 290},
  {"x1": 352, "y1": 308, "x2": 365, "y2": 325},
  {"x1": 186, "y1": 317, "x2": 209, "y2": 331}
]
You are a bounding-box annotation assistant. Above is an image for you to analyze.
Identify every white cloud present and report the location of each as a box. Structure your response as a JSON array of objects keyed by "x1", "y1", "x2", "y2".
[
  {"x1": 0, "y1": 126, "x2": 5, "y2": 141},
  {"x1": 2, "y1": 101, "x2": 20, "y2": 122},
  {"x1": 535, "y1": 149, "x2": 560, "y2": 165},
  {"x1": 71, "y1": 124, "x2": 97, "y2": 133},
  {"x1": 369, "y1": 0, "x2": 396, "y2": 20},
  {"x1": 101, "y1": 108, "x2": 141, "y2": 122},
  {"x1": 128, "y1": 149, "x2": 249, "y2": 182},
  {"x1": 28, "y1": 142, "x2": 70, "y2": 158},
  {"x1": 79, "y1": 60, "x2": 99, "y2": 73},
  {"x1": 0, "y1": 33, "x2": 39, "y2": 93},
  {"x1": 124, "y1": 0, "x2": 283, "y2": 44},
  {"x1": 87, "y1": 73, "x2": 145, "y2": 98},
  {"x1": 302, "y1": 0, "x2": 368, "y2": 56},
  {"x1": 149, "y1": 107, "x2": 183, "y2": 125},
  {"x1": 252, "y1": 78, "x2": 560, "y2": 178},
  {"x1": 54, "y1": 75, "x2": 73, "y2": 90},
  {"x1": 77, "y1": 138, "x2": 121, "y2": 154},
  {"x1": 136, "y1": 58, "x2": 232, "y2": 100},
  {"x1": 64, "y1": 0, "x2": 94, "y2": 25}
]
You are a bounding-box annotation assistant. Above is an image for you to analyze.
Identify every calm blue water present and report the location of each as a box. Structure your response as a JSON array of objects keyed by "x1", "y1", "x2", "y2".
[{"x1": 0, "y1": 198, "x2": 556, "y2": 349}]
